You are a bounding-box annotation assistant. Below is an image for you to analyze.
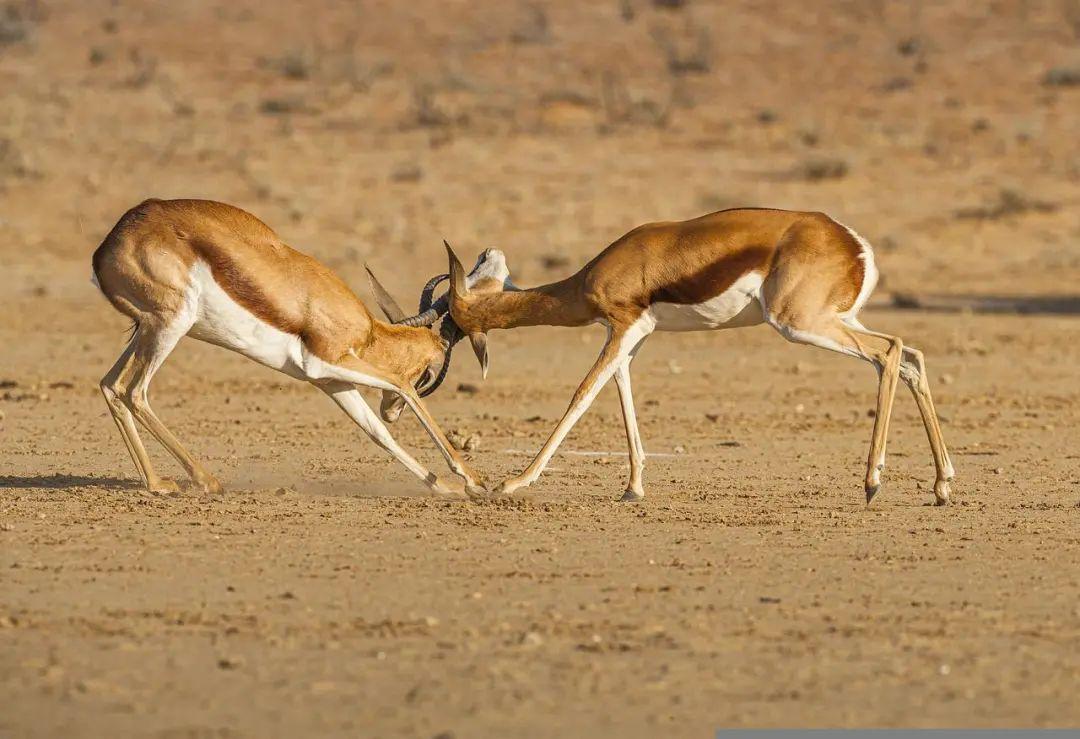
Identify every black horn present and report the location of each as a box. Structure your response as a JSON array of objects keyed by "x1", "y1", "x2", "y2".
[
  {"x1": 418, "y1": 318, "x2": 464, "y2": 397},
  {"x1": 419, "y1": 273, "x2": 449, "y2": 312}
]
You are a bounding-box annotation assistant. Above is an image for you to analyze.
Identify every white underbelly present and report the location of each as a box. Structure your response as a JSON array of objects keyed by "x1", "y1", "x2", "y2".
[
  {"x1": 650, "y1": 273, "x2": 765, "y2": 331},
  {"x1": 185, "y1": 262, "x2": 311, "y2": 380}
]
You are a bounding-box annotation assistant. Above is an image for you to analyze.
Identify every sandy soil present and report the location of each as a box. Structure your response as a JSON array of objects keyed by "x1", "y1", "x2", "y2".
[{"x1": 2, "y1": 1, "x2": 1079, "y2": 735}]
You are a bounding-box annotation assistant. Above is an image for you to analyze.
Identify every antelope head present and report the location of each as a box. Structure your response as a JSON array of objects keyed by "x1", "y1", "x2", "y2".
[
  {"x1": 364, "y1": 268, "x2": 453, "y2": 422},
  {"x1": 365, "y1": 247, "x2": 510, "y2": 422},
  {"x1": 443, "y1": 242, "x2": 516, "y2": 381}
]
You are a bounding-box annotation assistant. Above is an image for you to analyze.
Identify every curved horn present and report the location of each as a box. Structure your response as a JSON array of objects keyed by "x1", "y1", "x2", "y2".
[
  {"x1": 418, "y1": 319, "x2": 464, "y2": 397},
  {"x1": 365, "y1": 265, "x2": 407, "y2": 323},
  {"x1": 396, "y1": 307, "x2": 441, "y2": 327},
  {"x1": 419, "y1": 273, "x2": 448, "y2": 311}
]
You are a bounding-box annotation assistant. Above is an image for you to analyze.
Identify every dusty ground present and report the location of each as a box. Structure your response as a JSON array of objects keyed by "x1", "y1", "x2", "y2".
[{"x1": 2, "y1": 0, "x2": 1079, "y2": 735}]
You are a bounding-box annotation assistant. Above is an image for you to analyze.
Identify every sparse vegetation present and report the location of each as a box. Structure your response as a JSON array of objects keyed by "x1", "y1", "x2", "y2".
[
  {"x1": 599, "y1": 72, "x2": 671, "y2": 128},
  {"x1": 651, "y1": 21, "x2": 712, "y2": 75},
  {"x1": 1042, "y1": 66, "x2": 1080, "y2": 87},
  {"x1": 259, "y1": 96, "x2": 307, "y2": 115},
  {"x1": 1, "y1": 0, "x2": 46, "y2": 47},
  {"x1": 796, "y1": 157, "x2": 849, "y2": 181},
  {"x1": 955, "y1": 188, "x2": 1058, "y2": 220},
  {"x1": 510, "y1": 3, "x2": 550, "y2": 44}
]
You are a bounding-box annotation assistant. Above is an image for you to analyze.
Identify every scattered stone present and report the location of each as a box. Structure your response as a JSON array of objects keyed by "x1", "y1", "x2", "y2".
[
  {"x1": 456, "y1": 382, "x2": 480, "y2": 395},
  {"x1": 217, "y1": 656, "x2": 244, "y2": 670},
  {"x1": 705, "y1": 413, "x2": 720, "y2": 423},
  {"x1": 520, "y1": 631, "x2": 544, "y2": 647},
  {"x1": 897, "y1": 37, "x2": 921, "y2": 56},
  {"x1": 940, "y1": 373, "x2": 955, "y2": 385}
]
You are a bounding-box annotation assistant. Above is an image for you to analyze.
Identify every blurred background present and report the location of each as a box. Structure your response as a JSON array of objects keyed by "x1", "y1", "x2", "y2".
[
  {"x1": 2, "y1": 0, "x2": 1077, "y2": 314},
  {"x1": 3, "y1": 5, "x2": 1080, "y2": 733}
]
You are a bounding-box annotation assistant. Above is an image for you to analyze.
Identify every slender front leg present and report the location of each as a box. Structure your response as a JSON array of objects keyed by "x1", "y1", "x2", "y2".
[
  {"x1": 398, "y1": 390, "x2": 486, "y2": 493},
  {"x1": 499, "y1": 318, "x2": 653, "y2": 495},
  {"x1": 614, "y1": 361, "x2": 646, "y2": 502},
  {"x1": 323, "y1": 384, "x2": 467, "y2": 498}
]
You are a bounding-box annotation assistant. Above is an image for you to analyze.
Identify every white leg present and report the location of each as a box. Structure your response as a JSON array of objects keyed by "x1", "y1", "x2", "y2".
[
  {"x1": 614, "y1": 361, "x2": 646, "y2": 502},
  {"x1": 322, "y1": 384, "x2": 466, "y2": 498},
  {"x1": 769, "y1": 317, "x2": 903, "y2": 503},
  {"x1": 123, "y1": 318, "x2": 222, "y2": 494},
  {"x1": 308, "y1": 357, "x2": 484, "y2": 489},
  {"x1": 499, "y1": 316, "x2": 653, "y2": 495},
  {"x1": 398, "y1": 392, "x2": 485, "y2": 491},
  {"x1": 899, "y1": 346, "x2": 954, "y2": 504}
]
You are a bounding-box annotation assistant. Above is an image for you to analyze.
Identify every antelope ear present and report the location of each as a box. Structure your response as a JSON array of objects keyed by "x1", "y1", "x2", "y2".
[
  {"x1": 468, "y1": 332, "x2": 489, "y2": 379},
  {"x1": 364, "y1": 265, "x2": 406, "y2": 323},
  {"x1": 445, "y1": 240, "x2": 469, "y2": 301}
]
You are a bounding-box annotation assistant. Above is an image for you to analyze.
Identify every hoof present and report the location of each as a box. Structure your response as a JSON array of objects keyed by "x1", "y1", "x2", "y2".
[
  {"x1": 149, "y1": 477, "x2": 182, "y2": 496},
  {"x1": 496, "y1": 477, "x2": 529, "y2": 496},
  {"x1": 619, "y1": 489, "x2": 645, "y2": 503},
  {"x1": 465, "y1": 484, "x2": 490, "y2": 500},
  {"x1": 865, "y1": 483, "x2": 880, "y2": 505},
  {"x1": 933, "y1": 479, "x2": 952, "y2": 506},
  {"x1": 188, "y1": 476, "x2": 224, "y2": 495},
  {"x1": 432, "y1": 477, "x2": 469, "y2": 499}
]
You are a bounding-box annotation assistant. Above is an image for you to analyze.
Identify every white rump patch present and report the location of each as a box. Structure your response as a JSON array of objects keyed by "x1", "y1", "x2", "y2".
[
  {"x1": 650, "y1": 272, "x2": 765, "y2": 332},
  {"x1": 835, "y1": 221, "x2": 879, "y2": 319}
]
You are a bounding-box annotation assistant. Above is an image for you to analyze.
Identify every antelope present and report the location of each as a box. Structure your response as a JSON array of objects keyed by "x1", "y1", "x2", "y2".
[
  {"x1": 91, "y1": 198, "x2": 488, "y2": 498},
  {"x1": 430, "y1": 207, "x2": 955, "y2": 505}
]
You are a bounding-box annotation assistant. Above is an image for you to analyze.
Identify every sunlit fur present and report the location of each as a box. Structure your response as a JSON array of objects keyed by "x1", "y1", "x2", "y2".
[
  {"x1": 92, "y1": 198, "x2": 482, "y2": 497},
  {"x1": 445, "y1": 207, "x2": 954, "y2": 505}
]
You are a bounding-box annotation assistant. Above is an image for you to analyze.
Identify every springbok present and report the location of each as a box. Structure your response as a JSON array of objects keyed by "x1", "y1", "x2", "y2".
[
  {"x1": 432, "y1": 207, "x2": 955, "y2": 505},
  {"x1": 91, "y1": 198, "x2": 486, "y2": 497}
]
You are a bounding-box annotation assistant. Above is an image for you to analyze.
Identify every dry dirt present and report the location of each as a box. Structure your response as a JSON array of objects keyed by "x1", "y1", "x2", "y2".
[{"x1": 2, "y1": 0, "x2": 1079, "y2": 736}]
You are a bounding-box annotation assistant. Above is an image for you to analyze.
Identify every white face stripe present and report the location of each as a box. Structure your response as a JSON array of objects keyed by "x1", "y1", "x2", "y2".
[{"x1": 467, "y1": 249, "x2": 514, "y2": 290}]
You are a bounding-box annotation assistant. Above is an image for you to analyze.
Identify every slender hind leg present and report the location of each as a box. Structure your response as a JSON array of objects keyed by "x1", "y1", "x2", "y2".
[
  {"x1": 899, "y1": 346, "x2": 954, "y2": 504},
  {"x1": 768, "y1": 316, "x2": 903, "y2": 503},
  {"x1": 122, "y1": 320, "x2": 223, "y2": 494},
  {"x1": 100, "y1": 330, "x2": 180, "y2": 493}
]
